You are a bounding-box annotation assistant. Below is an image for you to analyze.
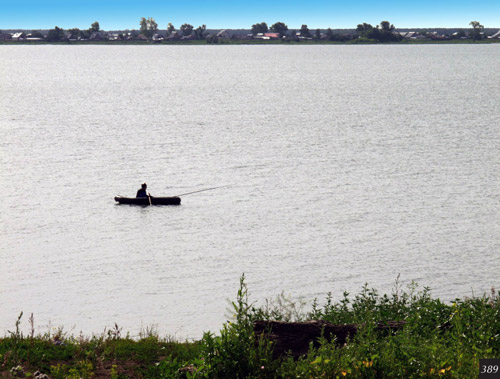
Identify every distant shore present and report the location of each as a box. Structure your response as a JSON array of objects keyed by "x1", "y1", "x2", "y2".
[
  {"x1": 3, "y1": 23, "x2": 499, "y2": 45},
  {"x1": 2, "y1": 38, "x2": 500, "y2": 45}
]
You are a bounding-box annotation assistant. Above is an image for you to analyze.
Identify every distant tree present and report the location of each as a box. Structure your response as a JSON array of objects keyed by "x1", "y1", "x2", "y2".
[
  {"x1": 300, "y1": 24, "x2": 311, "y2": 38},
  {"x1": 270, "y1": 22, "x2": 288, "y2": 37},
  {"x1": 326, "y1": 28, "x2": 334, "y2": 40},
  {"x1": 194, "y1": 24, "x2": 206, "y2": 39},
  {"x1": 46, "y1": 26, "x2": 65, "y2": 42},
  {"x1": 315, "y1": 28, "x2": 321, "y2": 40},
  {"x1": 379, "y1": 21, "x2": 395, "y2": 32},
  {"x1": 356, "y1": 21, "x2": 400, "y2": 42},
  {"x1": 82, "y1": 29, "x2": 93, "y2": 39},
  {"x1": 180, "y1": 23, "x2": 194, "y2": 36},
  {"x1": 356, "y1": 23, "x2": 373, "y2": 33},
  {"x1": 68, "y1": 28, "x2": 82, "y2": 39},
  {"x1": 90, "y1": 21, "x2": 100, "y2": 32},
  {"x1": 140, "y1": 17, "x2": 158, "y2": 39},
  {"x1": 469, "y1": 21, "x2": 484, "y2": 41},
  {"x1": 31, "y1": 30, "x2": 44, "y2": 38},
  {"x1": 167, "y1": 23, "x2": 175, "y2": 36},
  {"x1": 453, "y1": 29, "x2": 467, "y2": 39},
  {"x1": 251, "y1": 22, "x2": 268, "y2": 35}
]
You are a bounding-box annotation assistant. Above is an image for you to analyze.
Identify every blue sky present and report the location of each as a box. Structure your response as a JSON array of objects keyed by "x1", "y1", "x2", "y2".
[{"x1": 1, "y1": 0, "x2": 499, "y2": 30}]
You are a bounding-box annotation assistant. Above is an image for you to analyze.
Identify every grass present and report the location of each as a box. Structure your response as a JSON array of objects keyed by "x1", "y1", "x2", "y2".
[{"x1": 1, "y1": 275, "x2": 499, "y2": 378}]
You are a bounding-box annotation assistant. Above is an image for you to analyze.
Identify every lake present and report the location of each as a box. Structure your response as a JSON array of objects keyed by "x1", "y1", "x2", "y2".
[{"x1": 0, "y1": 44, "x2": 499, "y2": 339}]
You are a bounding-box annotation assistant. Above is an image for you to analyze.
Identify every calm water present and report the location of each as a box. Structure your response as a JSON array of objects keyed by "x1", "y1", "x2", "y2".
[{"x1": 1, "y1": 45, "x2": 499, "y2": 339}]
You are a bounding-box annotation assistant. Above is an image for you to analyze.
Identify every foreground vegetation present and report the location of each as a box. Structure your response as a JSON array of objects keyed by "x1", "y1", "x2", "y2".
[{"x1": 1, "y1": 276, "x2": 499, "y2": 378}]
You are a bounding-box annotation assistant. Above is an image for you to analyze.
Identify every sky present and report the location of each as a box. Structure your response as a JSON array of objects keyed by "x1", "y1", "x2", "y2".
[{"x1": 1, "y1": 0, "x2": 499, "y2": 31}]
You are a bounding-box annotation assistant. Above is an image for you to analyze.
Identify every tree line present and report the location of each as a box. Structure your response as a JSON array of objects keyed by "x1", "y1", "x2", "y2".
[
  {"x1": 252, "y1": 20, "x2": 486, "y2": 42},
  {"x1": 36, "y1": 18, "x2": 487, "y2": 43},
  {"x1": 140, "y1": 17, "x2": 207, "y2": 40},
  {"x1": 46, "y1": 21, "x2": 101, "y2": 42}
]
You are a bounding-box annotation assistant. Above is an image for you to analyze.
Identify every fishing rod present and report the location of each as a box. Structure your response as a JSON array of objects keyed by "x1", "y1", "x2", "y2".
[{"x1": 173, "y1": 185, "x2": 230, "y2": 197}]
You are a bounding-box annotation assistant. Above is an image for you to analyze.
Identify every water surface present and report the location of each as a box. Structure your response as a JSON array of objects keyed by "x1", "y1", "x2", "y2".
[{"x1": 1, "y1": 45, "x2": 499, "y2": 338}]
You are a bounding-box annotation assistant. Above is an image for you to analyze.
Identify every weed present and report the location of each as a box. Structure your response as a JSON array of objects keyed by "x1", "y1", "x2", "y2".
[{"x1": 1, "y1": 275, "x2": 499, "y2": 378}]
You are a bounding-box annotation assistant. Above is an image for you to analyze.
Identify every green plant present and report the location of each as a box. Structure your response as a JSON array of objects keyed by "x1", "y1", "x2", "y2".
[
  {"x1": 199, "y1": 274, "x2": 274, "y2": 378},
  {"x1": 2, "y1": 277, "x2": 499, "y2": 378}
]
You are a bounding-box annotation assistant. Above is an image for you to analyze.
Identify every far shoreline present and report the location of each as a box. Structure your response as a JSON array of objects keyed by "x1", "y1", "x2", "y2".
[{"x1": 2, "y1": 38, "x2": 500, "y2": 46}]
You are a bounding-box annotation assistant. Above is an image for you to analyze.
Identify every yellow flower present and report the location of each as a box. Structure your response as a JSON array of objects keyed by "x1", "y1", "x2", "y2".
[
  {"x1": 362, "y1": 360, "x2": 373, "y2": 367},
  {"x1": 439, "y1": 368, "x2": 446, "y2": 374},
  {"x1": 446, "y1": 366, "x2": 452, "y2": 371},
  {"x1": 341, "y1": 370, "x2": 347, "y2": 376}
]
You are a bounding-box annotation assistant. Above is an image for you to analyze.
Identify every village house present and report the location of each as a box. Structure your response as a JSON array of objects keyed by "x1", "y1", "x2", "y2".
[
  {"x1": 123, "y1": 32, "x2": 138, "y2": 41},
  {"x1": 25, "y1": 33, "x2": 44, "y2": 41},
  {"x1": 108, "y1": 33, "x2": 123, "y2": 41},
  {"x1": 10, "y1": 32, "x2": 26, "y2": 41},
  {"x1": 451, "y1": 31, "x2": 468, "y2": 39},
  {"x1": 152, "y1": 33, "x2": 164, "y2": 42},
  {"x1": 295, "y1": 32, "x2": 312, "y2": 40},
  {"x1": 180, "y1": 33, "x2": 197, "y2": 40},
  {"x1": 488, "y1": 30, "x2": 500, "y2": 39},
  {"x1": 66, "y1": 32, "x2": 79, "y2": 41},
  {"x1": 165, "y1": 31, "x2": 180, "y2": 40},
  {"x1": 216, "y1": 30, "x2": 231, "y2": 38},
  {"x1": 89, "y1": 32, "x2": 109, "y2": 41},
  {"x1": 401, "y1": 31, "x2": 427, "y2": 39},
  {"x1": 255, "y1": 32, "x2": 280, "y2": 40},
  {"x1": 281, "y1": 34, "x2": 296, "y2": 41},
  {"x1": 427, "y1": 32, "x2": 448, "y2": 40}
]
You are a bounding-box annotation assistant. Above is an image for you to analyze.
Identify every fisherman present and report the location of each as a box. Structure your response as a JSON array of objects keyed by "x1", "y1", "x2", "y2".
[{"x1": 136, "y1": 183, "x2": 148, "y2": 198}]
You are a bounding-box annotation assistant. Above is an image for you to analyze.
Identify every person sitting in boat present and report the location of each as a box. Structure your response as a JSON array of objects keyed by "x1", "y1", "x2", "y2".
[{"x1": 136, "y1": 183, "x2": 148, "y2": 198}]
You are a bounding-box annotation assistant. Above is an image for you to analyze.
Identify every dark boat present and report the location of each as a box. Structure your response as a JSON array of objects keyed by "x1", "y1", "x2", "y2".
[{"x1": 114, "y1": 196, "x2": 181, "y2": 206}]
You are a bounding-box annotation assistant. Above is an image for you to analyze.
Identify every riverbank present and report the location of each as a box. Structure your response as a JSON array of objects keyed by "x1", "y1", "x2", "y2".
[
  {"x1": 1, "y1": 276, "x2": 498, "y2": 378},
  {"x1": 1, "y1": 38, "x2": 500, "y2": 45}
]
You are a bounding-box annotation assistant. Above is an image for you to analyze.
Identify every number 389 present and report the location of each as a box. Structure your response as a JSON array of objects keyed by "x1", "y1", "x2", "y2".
[{"x1": 481, "y1": 365, "x2": 499, "y2": 374}]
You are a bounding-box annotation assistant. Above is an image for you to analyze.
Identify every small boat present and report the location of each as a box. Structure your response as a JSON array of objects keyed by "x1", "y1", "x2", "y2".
[{"x1": 114, "y1": 196, "x2": 181, "y2": 206}]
